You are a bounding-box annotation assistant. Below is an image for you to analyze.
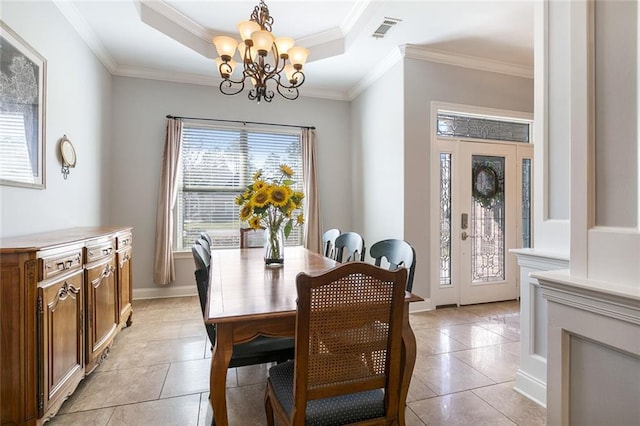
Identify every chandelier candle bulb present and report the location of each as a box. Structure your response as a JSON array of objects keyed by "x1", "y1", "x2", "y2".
[
  {"x1": 274, "y1": 37, "x2": 294, "y2": 57},
  {"x1": 238, "y1": 20, "x2": 260, "y2": 42},
  {"x1": 284, "y1": 64, "x2": 296, "y2": 83},
  {"x1": 238, "y1": 42, "x2": 256, "y2": 62},
  {"x1": 213, "y1": 35, "x2": 238, "y2": 59},
  {"x1": 251, "y1": 30, "x2": 275, "y2": 54},
  {"x1": 287, "y1": 46, "x2": 309, "y2": 67}
]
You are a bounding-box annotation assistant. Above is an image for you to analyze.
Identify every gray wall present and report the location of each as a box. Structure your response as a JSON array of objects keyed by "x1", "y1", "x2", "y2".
[
  {"x1": 110, "y1": 77, "x2": 352, "y2": 293},
  {"x1": 0, "y1": 1, "x2": 112, "y2": 237},
  {"x1": 351, "y1": 61, "x2": 405, "y2": 250}
]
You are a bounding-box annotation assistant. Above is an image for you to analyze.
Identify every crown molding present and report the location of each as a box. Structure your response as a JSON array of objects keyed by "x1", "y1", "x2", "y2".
[
  {"x1": 113, "y1": 65, "x2": 220, "y2": 87},
  {"x1": 139, "y1": 0, "x2": 214, "y2": 41},
  {"x1": 341, "y1": 0, "x2": 372, "y2": 35},
  {"x1": 112, "y1": 65, "x2": 349, "y2": 101},
  {"x1": 53, "y1": 0, "x2": 117, "y2": 73},
  {"x1": 401, "y1": 44, "x2": 533, "y2": 79}
]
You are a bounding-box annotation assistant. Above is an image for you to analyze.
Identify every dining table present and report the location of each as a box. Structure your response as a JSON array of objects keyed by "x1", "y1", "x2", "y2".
[{"x1": 204, "y1": 246, "x2": 423, "y2": 426}]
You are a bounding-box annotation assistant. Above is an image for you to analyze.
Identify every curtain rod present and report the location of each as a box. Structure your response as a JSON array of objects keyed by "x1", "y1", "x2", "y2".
[{"x1": 166, "y1": 115, "x2": 315, "y2": 130}]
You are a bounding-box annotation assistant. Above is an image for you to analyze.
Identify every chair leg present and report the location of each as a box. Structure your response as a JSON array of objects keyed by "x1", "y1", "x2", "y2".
[{"x1": 265, "y1": 386, "x2": 275, "y2": 426}]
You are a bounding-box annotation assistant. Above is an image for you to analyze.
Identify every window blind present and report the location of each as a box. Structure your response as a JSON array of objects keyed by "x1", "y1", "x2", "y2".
[{"x1": 176, "y1": 123, "x2": 304, "y2": 250}]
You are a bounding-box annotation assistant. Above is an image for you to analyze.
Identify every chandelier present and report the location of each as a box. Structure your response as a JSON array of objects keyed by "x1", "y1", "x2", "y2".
[{"x1": 212, "y1": 0, "x2": 309, "y2": 103}]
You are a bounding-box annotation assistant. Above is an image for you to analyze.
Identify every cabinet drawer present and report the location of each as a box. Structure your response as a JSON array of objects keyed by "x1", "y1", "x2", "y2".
[
  {"x1": 40, "y1": 249, "x2": 83, "y2": 281},
  {"x1": 117, "y1": 232, "x2": 132, "y2": 250},
  {"x1": 85, "y1": 238, "x2": 115, "y2": 263}
]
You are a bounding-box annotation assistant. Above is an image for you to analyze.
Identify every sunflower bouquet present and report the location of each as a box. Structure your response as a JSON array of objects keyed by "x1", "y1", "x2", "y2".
[{"x1": 236, "y1": 164, "x2": 304, "y2": 263}]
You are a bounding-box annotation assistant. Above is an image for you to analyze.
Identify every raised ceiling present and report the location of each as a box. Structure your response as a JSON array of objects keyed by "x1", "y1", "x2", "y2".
[{"x1": 56, "y1": 0, "x2": 534, "y2": 100}]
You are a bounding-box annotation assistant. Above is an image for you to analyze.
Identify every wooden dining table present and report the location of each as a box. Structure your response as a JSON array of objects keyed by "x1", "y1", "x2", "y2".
[{"x1": 204, "y1": 246, "x2": 422, "y2": 426}]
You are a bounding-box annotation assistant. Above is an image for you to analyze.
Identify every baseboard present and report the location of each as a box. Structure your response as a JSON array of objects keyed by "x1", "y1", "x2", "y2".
[
  {"x1": 409, "y1": 299, "x2": 434, "y2": 313},
  {"x1": 514, "y1": 369, "x2": 547, "y2": 408},
  {"x1": 133, "y1": 284, "x2": 197, "y2": 300}
]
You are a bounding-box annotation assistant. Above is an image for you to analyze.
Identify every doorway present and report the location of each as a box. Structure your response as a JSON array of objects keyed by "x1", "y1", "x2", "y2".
[{"x1": 431, "y1": 105, "x2": 533, "y2": 306}]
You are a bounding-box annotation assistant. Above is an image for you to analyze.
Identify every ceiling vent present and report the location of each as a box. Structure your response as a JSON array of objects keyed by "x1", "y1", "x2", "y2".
[{"x1": 372, "y1": 17, "x2": 402, "y2": 39}]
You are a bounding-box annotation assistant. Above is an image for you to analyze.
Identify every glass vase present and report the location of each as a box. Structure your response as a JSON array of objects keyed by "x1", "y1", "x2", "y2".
[{"x1": 264, "y1": 226, "x2": 284, "y2": 267}]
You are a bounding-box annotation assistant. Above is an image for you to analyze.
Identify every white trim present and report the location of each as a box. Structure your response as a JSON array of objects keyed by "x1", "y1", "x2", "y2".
[
  {"x1": 112, "y1": 66, "x2": 349, "y2": 101},
  {"x1": 52, "y1": 0, "x2": 117, "y2": 73},
  {"x1": 514, "y1": 369, "x2": 547, "y2": 408},
  {"x1": 533, "y1": 0, "x2": 571, "y2": 255},
  {"x1": 587, "y1": 227, "x2": 640, "y2": 289},
  {"x1": 401, "y1": 44, "x2": 533, "y2": 79},
  {"x1": 429, "y1": 101, "x2": 534, "y2": 307},
  {"x1": 140, "y1": 0, "x2": 213, "y2": 42},
  {"x1": 133, "y1": 284, "x2": 196, "y2": 300},
  {"x1": 409, "y1": 300, "x2": 434, "y2": 313}
]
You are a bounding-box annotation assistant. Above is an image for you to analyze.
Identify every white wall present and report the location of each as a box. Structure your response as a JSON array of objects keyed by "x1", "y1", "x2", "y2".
[
  {"x1": 403, "y1": 59, "x2": 534, "y2": 303},
  {"x1": 110, "y1": 77, "x2": 352, "y2": 294},
  {"x1": 0, "y1": 0, "x2": 112, "y2": 237},
  {"x1": 351, "y1": 61, "x2": 404, "y2": 252}
]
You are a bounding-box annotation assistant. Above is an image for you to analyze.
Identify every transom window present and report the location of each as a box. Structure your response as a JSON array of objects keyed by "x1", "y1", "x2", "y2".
[
  {"x1": 437, "y1": 112, "x2": 530, "y2": 143},
  {"x1": 175, "y1": 123, "x2": 303, "y2": 250}
]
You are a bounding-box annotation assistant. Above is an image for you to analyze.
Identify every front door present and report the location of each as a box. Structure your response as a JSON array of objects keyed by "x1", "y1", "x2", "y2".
[
  {"x1": 459, "y1": 141, "x2": 517, "y2": 304},
  {"x1": 435, "y1": 138, "x2": 532, "y2": 306}
]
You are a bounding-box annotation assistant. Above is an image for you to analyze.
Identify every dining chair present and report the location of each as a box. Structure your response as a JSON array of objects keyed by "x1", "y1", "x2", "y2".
[
  {"x1": 264, "y1": 261, "x2": 407, "y2": 426},
  {"x1": 191, "y1": 242, "x2": 295, "y2": 366},
  {"x1": 240, "y1": 227, "x2": 265, "y2": 248},
  {"x1": 200, "y1": 231, "x2": 212, "y2": 246},
  {"x1": 194, "y1": 235, "x2": 210, "y2": 253},
  {"x1": 369, "y1": 238, "x2": 417, "y2": 292},
  {"x1": 321, "y1": 228, "x2": 340, "y2": 258},
  {"x1": 333, "y1": 231, "x2": 366, "y2": 262}
]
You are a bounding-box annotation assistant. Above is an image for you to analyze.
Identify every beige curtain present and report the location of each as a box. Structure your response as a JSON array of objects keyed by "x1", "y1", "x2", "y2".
[
  {"x1": 153, "y1": 118, "x2": 183, "y2": 285},
  {"x1": 302, "y1": 128, "x2": 321, "y2": 253}
]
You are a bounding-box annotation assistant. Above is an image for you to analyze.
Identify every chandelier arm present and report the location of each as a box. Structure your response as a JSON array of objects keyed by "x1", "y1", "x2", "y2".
[
  {"x1": 275, "y1": 84, "x2": 300, "y2": 101},
  {"x1": 219, "y1": 79, "x2": 245, "y2": 96},
  {"x1": 276, "y1": 69, "x2": 305, "y2": 89}
]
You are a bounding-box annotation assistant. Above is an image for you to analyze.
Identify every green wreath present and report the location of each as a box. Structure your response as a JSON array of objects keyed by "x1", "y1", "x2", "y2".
[{"x1": 472, "y1": 164, "x2": 502, "y2": 208}]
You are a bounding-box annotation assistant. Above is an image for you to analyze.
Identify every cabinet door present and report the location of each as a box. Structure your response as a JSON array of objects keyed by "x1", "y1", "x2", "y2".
[
  {"x1": 39, "y1": 269, "x2": 84, "y2": 418},
  {"x1": 85, "y1": 257, "x2": 118, "y2": 373},
  {"x1": 117, "y1": 247, "x2": 133, "y2": 327}
]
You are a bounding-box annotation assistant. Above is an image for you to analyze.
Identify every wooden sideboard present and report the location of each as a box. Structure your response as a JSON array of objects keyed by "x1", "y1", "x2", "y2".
[{"x1": 0, "y1": 227, "x2": 133, "y2": 425}]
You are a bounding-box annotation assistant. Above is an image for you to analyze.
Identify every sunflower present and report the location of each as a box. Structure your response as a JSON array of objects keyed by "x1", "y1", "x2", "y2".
[
  {"x1": 253, "y1": 180, "x2": 267, "y2": 191},
  {"x1": 296, "y1": 214, "x2": 305, "y2": 225},
  {"x1": 249, "y1": 216, "x2": 262, "y2": 230},
  {"x1": 252, "y1": 189, "x2": 269, "y2": 207},
  {"x1": 279, "y1": 164, "x2": 294, "y2": 177},
  {"x1": 252, "y1": 169, "x2": 263, "y2": 181},
  {"x1": 239, "y1": 204, "x2": 253, "y2": 221},
  {"x1": 269, "y1": 186, "x2": 289, "y2": 207},
  {"x1": 234, "y1": 194, "x2": 245, "y2": 205}
]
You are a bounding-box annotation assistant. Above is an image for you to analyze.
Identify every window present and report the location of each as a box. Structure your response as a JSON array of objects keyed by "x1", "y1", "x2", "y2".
[
  {"x1": 175, "y1": 123, "x2": 304, "y2": 251},
  {"x1": 437, "y1": 112, "x2": 531, "y2": 143}
]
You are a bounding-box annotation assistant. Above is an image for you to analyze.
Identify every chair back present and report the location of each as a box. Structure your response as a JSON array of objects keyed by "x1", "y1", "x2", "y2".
[
  {"x1": 321, "y1": 228, "x2": 340, "y2": 258},
  {"x1": 195, "y1": 236, "x2": 210, "y2": 253},
  {"x1": 369, "y1": 239, "x2": 417, "y2": 292},
  {"x1": 333, "y1": 231, "x2": 366, "y2": 262},
  {"x1": 240, "y1": 227, "x2": 265, "y2": 248},
  {"x1": 191, "y1": 242, "x2": 216, "y2": 345},
  {"x1": 293, "y1": 262, "x2": 406, "y2": 423},
  {"x1": 200, "y1": 231, "x2": 212, "y2": 246}
]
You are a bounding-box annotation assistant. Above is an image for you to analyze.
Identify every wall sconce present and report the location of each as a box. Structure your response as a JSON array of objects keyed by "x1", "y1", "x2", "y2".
[{"x1": 58, "y1": 135, "x2": 76, "y2": 179}]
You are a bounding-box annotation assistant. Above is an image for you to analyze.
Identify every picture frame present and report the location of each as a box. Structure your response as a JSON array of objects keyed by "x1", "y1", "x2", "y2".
[{"x1": 0, "y1": 20, "x2": 47, "y2": 189}]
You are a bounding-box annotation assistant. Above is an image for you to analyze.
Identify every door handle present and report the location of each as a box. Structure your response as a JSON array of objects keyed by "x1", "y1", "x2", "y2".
[{"x1": 461, "y1": 231, "x2": 476, "y2": 240}]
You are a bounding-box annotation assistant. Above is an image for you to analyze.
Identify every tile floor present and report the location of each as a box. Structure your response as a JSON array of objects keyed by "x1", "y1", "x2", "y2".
[{"x1": 49, "y1": 297, "x2": 546, "y2": 425}]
